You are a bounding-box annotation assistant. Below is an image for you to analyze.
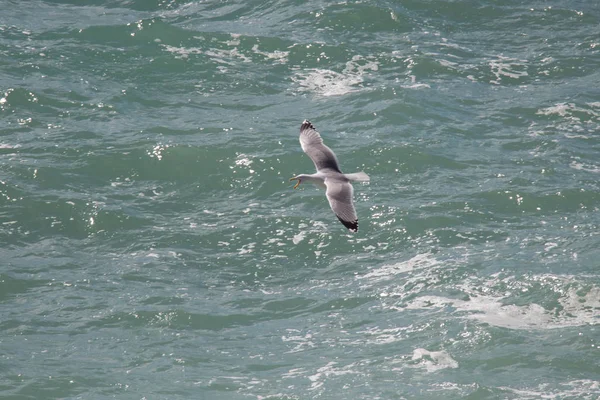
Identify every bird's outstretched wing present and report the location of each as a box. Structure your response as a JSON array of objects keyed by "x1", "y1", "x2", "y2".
[
  {"x1": 325, "y1": 178, "x2": 358, "y2": 232},
  {"x1": 299, "y1": 120, "x2": 342, "y2": 173}
]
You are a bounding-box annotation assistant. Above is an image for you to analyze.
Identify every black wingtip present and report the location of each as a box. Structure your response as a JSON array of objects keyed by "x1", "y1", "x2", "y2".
[
  {"x1": 337, "y1": 216, "x2": 358, "y2": 232},
  {"x1": 301, "y1": 119, "x2": 315, "y2": 132}
]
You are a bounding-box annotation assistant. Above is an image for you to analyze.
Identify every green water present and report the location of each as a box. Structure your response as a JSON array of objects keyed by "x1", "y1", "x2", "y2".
[{"x1": 1, "y1": 0, "x2": 599, "y2": 399}]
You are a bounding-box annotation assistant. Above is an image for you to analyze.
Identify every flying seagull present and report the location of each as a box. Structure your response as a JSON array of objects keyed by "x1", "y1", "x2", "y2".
[{"x1": 289, "y1": 120, "x2": 369, "y2": 232}]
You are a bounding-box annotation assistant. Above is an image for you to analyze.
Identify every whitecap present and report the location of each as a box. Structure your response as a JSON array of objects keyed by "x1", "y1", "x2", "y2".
[
  {"x1": 307, "y1": 361, "x2": 361, "y2": 392},
  {"x1": 410, "y1": 348, "x2": 458, "y2": 372},
  {"x1": 291, "y1": 68, "x2": 363, "y2": 97},
  {"x1": 292, "y1": 230, "x2": 306, "y2": 244},
  {"x1": 499, "y1": 379, "x2": 600, "y2": 399},
  {"x1": 404, "y1": 277, "x2": 600, "y2": 329},
  {"x1": 536, "y1": 102, "x2": 599, "y2": 119},
  {"x1": 291, "y1": 55, "x2": 378, "y2": 96},
  {"x1": 161, "y1": 44, "x2": 203, "y2": 59},
  {"x1": 251, "y1": 44, "x2": 289, "y2": 64},
  {"x1": 356, "y1": 253, "x2": 439, "y2": 283},
  {"x1": 489, "y1": 56, "x2": 528, "y2": 84}
]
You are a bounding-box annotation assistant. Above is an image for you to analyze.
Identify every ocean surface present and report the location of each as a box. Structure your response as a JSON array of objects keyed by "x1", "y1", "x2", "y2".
[{"x1": 1, "y1": 0, "x2": 599, "y2": 399}]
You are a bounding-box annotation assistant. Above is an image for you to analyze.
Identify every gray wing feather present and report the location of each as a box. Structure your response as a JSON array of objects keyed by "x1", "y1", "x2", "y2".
[
  {"x1": 300, "y1": 120, "x2": 341, "y2": 173},
  {"x1": 325, "y1": 178, "x2": 358, "y2": 232}
]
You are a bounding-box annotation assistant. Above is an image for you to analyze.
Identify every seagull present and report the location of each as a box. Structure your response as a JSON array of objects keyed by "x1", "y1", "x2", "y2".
[{"x1": 289, "y1": 120, "x2": 369, "y2": 232}]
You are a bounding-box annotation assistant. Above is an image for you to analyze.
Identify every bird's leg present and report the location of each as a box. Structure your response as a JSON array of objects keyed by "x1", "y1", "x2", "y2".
[{"x1": 289, "y1": 177, "x2": 301, "y2": 189}]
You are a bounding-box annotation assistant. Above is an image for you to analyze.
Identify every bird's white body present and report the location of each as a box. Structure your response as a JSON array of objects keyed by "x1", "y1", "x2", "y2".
[
  {"x1": 290, "y1": 171, "x2": 370, "y2": 190},
  {"x1": 289, "y1": 120, "x2": 369, "y2": 232}
]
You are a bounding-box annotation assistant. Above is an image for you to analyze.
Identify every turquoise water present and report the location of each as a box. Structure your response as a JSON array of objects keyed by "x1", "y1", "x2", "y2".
[{"x1": 1, "y1": 0, "x2": 600, "y2": 398}]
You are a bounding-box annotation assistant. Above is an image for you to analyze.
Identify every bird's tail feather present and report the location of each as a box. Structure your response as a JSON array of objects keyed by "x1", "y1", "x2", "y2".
[{"x1": 344, "y1": 172, "x2": 370, "y2": 182}]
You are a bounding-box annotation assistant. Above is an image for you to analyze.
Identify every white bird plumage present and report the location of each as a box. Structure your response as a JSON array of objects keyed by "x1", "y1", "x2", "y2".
[{"x1": 290, "y1": 120, "x2": 369, "y2": 232}]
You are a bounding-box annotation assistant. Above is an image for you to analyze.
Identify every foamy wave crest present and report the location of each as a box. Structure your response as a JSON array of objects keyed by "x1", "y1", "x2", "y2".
[
  {"x1": 361, "y1": 253, "x2": 598, "y2": 330},
  {"x1": 356, "y1": 253, "x2": 439, "y2": 283},
  {"x1": 500, "y1": 379, "x2": 600, "y2": 400},
  {"x1": 489, "y1": 55, "x2": 528, "y2": 84},
  {"x1": 291, "y1": 55, "x2": 378, "y2": 96},
  {"x1": 404, "y1": 275, "x2": 599, "y2": 329},
  {"x1": 410, "y1": 348, "x2": 458, "y2": 372}
]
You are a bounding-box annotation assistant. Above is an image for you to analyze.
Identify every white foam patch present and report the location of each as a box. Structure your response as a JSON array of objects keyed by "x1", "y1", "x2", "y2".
[
  {"x1": 536, "y1": 102, "x2": 600, "y2": 119},
  {"x1": 292, "y1": 230, "x2": 306, "y2": 245},
  {"x1": 559, "y1": 286, "x2": 600, "y2": 321},
  {"x1": 205, "y1": 47, "x2": 252, "y2": 64},
  {"x1": 234, "y1": 154, "x2": 253, "y2": 167},
  {"x1": 536, "y1": 103, "x2": 600, "y2": 122},
  {"x1": 356, "y1": 325, "x2": 409, "y2": 345},
  {"x1": 161, "y1": 44, "x2": 203, "y2": 59},
  {"x1": 531, "y1": 102, "x2": 599, "y2": 139},
  {"x1": 405, "y1": 295, "x2": 551, "y2": 329},
  {"x1": 421, "y1": 379, "x2": 600, "y2": 398},
  {"x1": 238, "y1": 242, "x2": 256, "y2": 254},
  {"x1": 499, "y1": 379, "x2": 600, "y2": 399},
  {"x1": 402, "y1": 75, "x2": 431, "y2": 89},
  {"x1": 404, "y1": 281, "x2": 600, "y2": 330},
  {"x1": 291, "y1": 55, "x2": 378, "y2": 96},
  {"x1": 410, "y1": 348, "x2": 458, "y2": 372},
  {"x1": 570, "y1": 161, "x2": 600, "y2": 173},
  {"x1": 357, "y1": 253, "x2": 439, "y2": 283},
  {"x1": 206, "y1": 375, "x2": 267, "y2": 392},
  {"x1": 225, "y1": 33, "x2": 241, "y2": 46},
  {"x1": 307, "y1": 361, "x2": 361, "y2": 392},
  {"x1": 488, "y1": 56, "x2": 528, "y2": 84},
  {"x1": 291, "y1": 68, "x2": 362, "y2": 96},
  {"x1": 161, "y1": 44, "x2": 252, "y2": 65},
  {"x1": 281, "y1": 329, "x2": 316, "y2": 354},
  {"x1": 251, "y1": 44, "x2": 289, "y2": 64},
  {"x1": 537, "y1": 102, "x2": 573, "y2": 117},
  {"x1": 365, "y1": 251, "x2": 598, "y2": 330}
]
